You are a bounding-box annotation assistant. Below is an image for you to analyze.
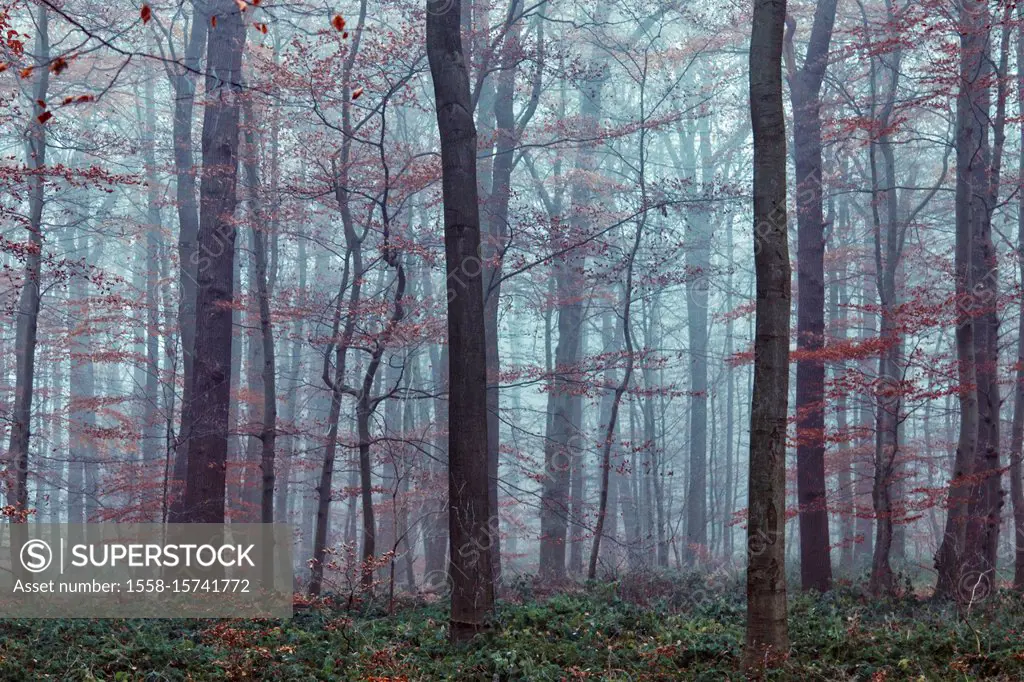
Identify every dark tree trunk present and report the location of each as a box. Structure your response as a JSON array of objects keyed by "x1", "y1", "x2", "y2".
[
  {"x1": 168, "y1": 7, "x2": 208, "y2": 523},
  {"x1": 426, "y1": 0, "x2": 495, "y2": 642},
  {"x1": 7, "y1": 6, "x2": 49, "y2": 573},
  {"x1": 241, "y1": 100, "x2": 277, "y2": 528},
  {"x1": 1012, "y1": 3, "x2": 1024, "y2": 590},
  {"x1": 936, "y1": 0, "x2": 990, "y2": 597},
  {"x1": 962, "y1": 4, "x2": 1010, "y2": 595},
  {"x1": 745, "y1": 0, "x2": 791, "y2": 668},
  {"x1": 181, "y1": 0, "x2": 247, "y2": 523},
  {"x1": 784, "y1": 0, "x2": 837, "y2": 594}
]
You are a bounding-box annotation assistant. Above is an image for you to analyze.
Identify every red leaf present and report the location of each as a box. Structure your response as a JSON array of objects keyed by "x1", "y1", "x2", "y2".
[
  {"x1": 211, "y1": 15, "x2": 217, "y2": 27},
  {"x1": 140, "y1": 4, "x2": 152, "y2": 24},
  {"x1": 332, "y1": 14, "x2": 345, "y2": 31},
  {"x1": 37, "y1": 111, "x2": 52, "y2": 124},
  {"x1": 351, "y1": 87, "x2": 363, "y2": 100}
]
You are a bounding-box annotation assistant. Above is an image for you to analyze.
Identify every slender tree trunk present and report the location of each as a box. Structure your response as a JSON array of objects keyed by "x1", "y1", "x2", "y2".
[
  {"x1": 683, "y1": 119, "x2": 711, "y2": 565},
  {"x1": 308, "y1": 0, "x2": 368, "y2": 597},
  {"x1": 181, "y1": 0, "x2": 247, "y2": 522},
  {"x1": 6, "y1": 6, "x2": 49, "y2": 573},
  {"x1": 745, "y1": 0, "x2": 791, "y2": 668},
  {"x1": 936, "y1": 0, "x2": 988, "y2": 597},
  {"x1": 141, "y1": 72, "x2": 163, "y2": 519},
  {"x1": 241, "y1": 99, "x2": 277, "y2": 532},
  {"x1": 784, "y1": 0, "x2": 837, "y2": 593},
  {"x1": 168, "y1": 7, "x2": 208, "y2": 523},
  {"x1": 1011, "y1": 4, "x2": 1024, "y2": 590},
  {"x1": 588, "y1": 224, "x2": 644, "y2": 579},
  {"x1": 426, "y1": 0, "x2": 495, "y2": 641}
]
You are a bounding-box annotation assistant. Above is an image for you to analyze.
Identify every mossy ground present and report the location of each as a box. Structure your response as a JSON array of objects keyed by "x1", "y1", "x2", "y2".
[{"x1": 0, "y1": 573, "x2": 1021, "y2": 680}]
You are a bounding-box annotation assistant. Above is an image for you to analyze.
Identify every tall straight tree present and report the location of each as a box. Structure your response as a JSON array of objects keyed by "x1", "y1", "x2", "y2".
[
  {"x1": 426, "y1": 0, "x2": 495, "y2": 641},
  {"x1": 783, "y1": 0, "x2": 838, "y2": 594},
  {"x1": 7, "y1": 3, "x2": 49, "y2": 571},
  {"x1": 182, "y1": 0, "x2": 248, "y2": 523},
  {"x1": 1011, "y1": 0, "x2": 1024, "y2": 590},
  {"x1": 961, "y1": 0, "x2": 1004, "y2": 590},
  {"x1": 936, "y1": 0, "x2": 1000, "y2": 596},
  {"x1": 167, "y1": 1, "x2": 208, "y2": 523},
  {"x1": 746, "y1": 0, "x2": 790, "y2": 668}
]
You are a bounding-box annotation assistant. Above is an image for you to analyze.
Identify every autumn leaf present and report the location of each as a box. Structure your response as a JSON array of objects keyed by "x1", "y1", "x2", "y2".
[
  {"x1": 19, "y1": 66, "x2": 31, "y2": 79},
  {"x1": 351, "y1": 87, "x2": 363, "y2": 100},
  {"x1": 37, "y1": 111, "x2": 52, "y2": 124},
  {"x1": 49, "y1": 57, "x2": 68, "y2": 75},
  {"x1": 234, "y1": 0, "x2": 247, "y2": 12},
  {"x1": 140, "y1": 4, "x2": 152, "y2": 24},
  {"x1": 254, "y1": 22, "x2": 268, "y2": 34},
  {"x1": 211, "y1": 15, "x2": 217, "y2": 27},
  {"x1": 332, "y1": 14, "x2": 345, "y2": 31}
]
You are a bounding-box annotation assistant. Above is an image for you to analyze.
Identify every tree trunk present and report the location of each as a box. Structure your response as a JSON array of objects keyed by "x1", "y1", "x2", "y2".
[
  {"x1": 6, "y1": 5, "x2": 49, "y2": 573},
  {"x1": 168, "y1": 6, "x2": 208, "y2": 523},
  {"x1": 785, "y1": 0, "x2": 837, "y2": 594},
  {"x1": 426, "y1": 0, "x2": 495, "y2": 641},
  {"x1": 1012, "y1": 4, "x2": 1024, "y2": 590},
  {"x1": 181, "y1": 0, "x2": 247, "y2": 523},
  {"x1": 745, "y1": 0, "x2": 791, "y2": 668},
  {"x1": 241, "y1": 99, "x2": 277, "y2": 582},
  {"x1": 936, "y1": 0, "x2": 989, "y2": 597}
]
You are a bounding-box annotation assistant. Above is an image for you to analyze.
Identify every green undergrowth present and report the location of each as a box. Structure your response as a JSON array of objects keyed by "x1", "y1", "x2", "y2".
[{"x1": 0, "y1": 574, "x2": 1021, "y2": 680}]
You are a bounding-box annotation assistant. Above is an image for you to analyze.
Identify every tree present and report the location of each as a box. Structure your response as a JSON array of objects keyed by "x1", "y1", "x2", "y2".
[
  {"x1": 784, "y1": 0, "x2": 838, "y2": 594},
  {"x1": 6, "y1": 2, "x2": 49, "y2": 574},
  {"x1": 181, "y1": 0, "x2": 248, "y2": 523},
  {"x1": 426, "y1": 0, "x2": 495, "y2": 641},
  {"x1": 745, "y1": 0, "x2": 790, "y2": 668},
  {"x1": 165, "y1": 0, "x2": 208, "y2": 524}
]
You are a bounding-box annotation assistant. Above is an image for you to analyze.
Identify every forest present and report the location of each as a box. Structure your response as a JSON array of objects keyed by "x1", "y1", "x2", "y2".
[{"x1": 2, "y1": 0, "x2": 1024, "y2": 678}]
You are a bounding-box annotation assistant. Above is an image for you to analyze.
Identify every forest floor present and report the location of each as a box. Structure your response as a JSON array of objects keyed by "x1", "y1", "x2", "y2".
[{"x1": 0, "y1": 572, "x2": 1021, "y2": 680}]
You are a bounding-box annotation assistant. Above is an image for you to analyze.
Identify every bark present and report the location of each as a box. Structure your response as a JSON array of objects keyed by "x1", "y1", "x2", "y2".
[
  {"x1": 935, "y1": 0, "x2": 992, "y2": 597},
  {"x1": 745, "y1": 0, "x2": 791, "y2": 668},
  {"x1": 683, "y1": 117, "x2": 712, "y2": 565},
  {"x1": 181, "y1": 0, "x2": 247, "y2": 522},
  {"x1": 168, "y1": 5, "x2": 209, "y2": 523},
  {"x1": 241, "y1": 99, "x2": 277, "y2": 533},
  {"x1": 6, "y1": 5, "x2": 49, "y2": 574},
  {"x1": 482, "y1": 0, "x2": 525, "y2": 587},
  {"x1": 426, "y1": 0, "x2": 495, "y2": 641},
  {"x1": 962, "y1": 1, "x2": 1004, "y2": 591},
  {"x1": 784, "y1": 0, "x2": 837, "y2": 594},
  {"x1": 1012, "y1": 2, "x2": 1024, "y2": 590},
  {"x1": 142, "y1": 71, "x2": 164, "y2": 511}
]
